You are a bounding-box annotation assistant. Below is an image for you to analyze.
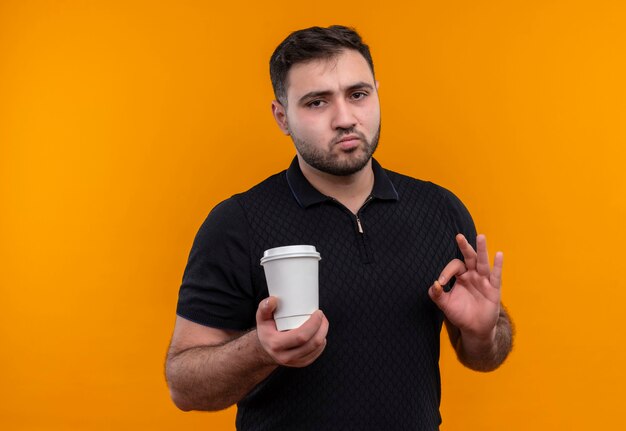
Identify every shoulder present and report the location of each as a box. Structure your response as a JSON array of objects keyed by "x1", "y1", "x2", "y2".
[
  {"x1": 384, "y1": 168, "x2": 425, "y2": 186},
  {"x1": 383, "y1": 166, "x2": 467, "y2": 206},
  {"x1": 204, "y1": 170, "x2": 287, "y2": 218},
  {"x1": 382, "y1": 166, "x2": 476, "y2": 239},
  {"x1": 383, "y1": 167, "x2": 458, "y2": 206},
  {"x1": 228, "y1": 170, "x2": 290, "y2": 209}
]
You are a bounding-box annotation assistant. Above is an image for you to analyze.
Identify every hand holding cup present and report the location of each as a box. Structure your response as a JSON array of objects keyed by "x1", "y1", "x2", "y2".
[{"x1": 256, "y1": 297, "x2": 329, "y2": 367}]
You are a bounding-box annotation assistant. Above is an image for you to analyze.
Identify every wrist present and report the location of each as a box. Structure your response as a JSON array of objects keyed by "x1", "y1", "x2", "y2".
[
  {"x1": 459, "y1": 325, "x2": 497, "y2": 356},
  {"x1": 462, "y1": 324, "x2": 497, "y2": 343},
  {"x1": 252, "y1": 330, "x2": 279, "y2": 367},
  {"x1": 450, "y1": 306, "x2": 514, "y2": 372}
]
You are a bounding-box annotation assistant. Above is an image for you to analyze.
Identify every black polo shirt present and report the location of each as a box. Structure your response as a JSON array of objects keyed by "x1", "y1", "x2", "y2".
[{"x1": 177, "y1": 157, "x2": 477, "y2": 430}]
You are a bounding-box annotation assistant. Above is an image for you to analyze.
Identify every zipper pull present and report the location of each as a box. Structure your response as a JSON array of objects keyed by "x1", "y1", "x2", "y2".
[{"x1": 356, "y1": 217, "x2": 364, "y2": 234}]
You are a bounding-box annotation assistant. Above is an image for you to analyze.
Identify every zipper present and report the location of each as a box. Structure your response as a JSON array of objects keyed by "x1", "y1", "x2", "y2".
[
  {"x1": 356, "y1": 217, "x2": 364, "y2": 233},
  {"x1": 355, "y1": 196, "x2": 374, "y2": 234},
  {"x1": 328, "y1": 195, "x2": 374, "y2": 264},
  {"x1": 329, "y1": 196, "x2": 373, "y2": 235}
]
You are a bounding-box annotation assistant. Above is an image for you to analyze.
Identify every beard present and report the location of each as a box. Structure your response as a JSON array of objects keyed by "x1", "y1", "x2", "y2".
[{"x1": 291, "y1": 124, "x2": 381, "y2": 176}]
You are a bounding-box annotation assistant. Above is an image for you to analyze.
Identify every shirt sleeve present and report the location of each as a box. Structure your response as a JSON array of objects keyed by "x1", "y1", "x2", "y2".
[
  {"x1": 438, "y1": 186, "x2": 478, "y2": 252},
  {"x1": 435, "y1": 185, "x2": 478, "y2": 292},
  {"x1": 176, "y1": 196, "x2": 257, "y2": 330}
]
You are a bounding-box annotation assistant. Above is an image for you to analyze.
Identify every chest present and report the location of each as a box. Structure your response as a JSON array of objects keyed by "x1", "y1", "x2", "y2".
[{"x1": 249, "y1": 199, "x2": 457, "y2": 327}]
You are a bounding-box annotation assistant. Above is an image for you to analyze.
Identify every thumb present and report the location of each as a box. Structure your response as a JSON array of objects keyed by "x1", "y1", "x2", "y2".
[
  {"x1": 257, "y1": 296, "x2": 278, "y2": 322},
  {"x1": 428, "y1": 280, "x2": 448, "y2": 310}
]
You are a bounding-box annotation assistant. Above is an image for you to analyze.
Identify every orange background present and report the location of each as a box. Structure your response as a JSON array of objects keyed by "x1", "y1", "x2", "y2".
[{"x1": 1, "y1": 1, "x2": 625, "y2": 429}]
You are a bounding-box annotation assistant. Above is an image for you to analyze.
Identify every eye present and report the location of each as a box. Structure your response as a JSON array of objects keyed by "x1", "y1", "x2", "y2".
[
  {"x1": 351, "y1": 91, "x2": 368, "y2": 101},
  {"x1": 306, "y1": 99, "x2": 326, "y2": 108}
]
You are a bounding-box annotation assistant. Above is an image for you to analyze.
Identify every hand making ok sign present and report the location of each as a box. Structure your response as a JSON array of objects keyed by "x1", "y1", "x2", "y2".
[{"x1": 429, "y1": 233, "x2": 503, "y2": 341}]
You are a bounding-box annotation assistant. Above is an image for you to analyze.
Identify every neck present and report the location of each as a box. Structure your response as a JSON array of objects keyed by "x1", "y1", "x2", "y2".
[{"x1": 298, "y1": 158, "x2": 375, "y2": 214}]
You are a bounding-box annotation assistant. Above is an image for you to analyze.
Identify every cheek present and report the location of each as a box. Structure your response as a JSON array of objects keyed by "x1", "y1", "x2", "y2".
[
  {"x1": 362, "y1": 109, "x2": 381, "y2": 132},
  {"x1": 291, "y1": 115, "x2": 328, "y2": 139},
  {"x1": 372, "y1": 104, "x2": 381, "y2": 122},
  {"x1": 357, "y1": 101, "x2": 380, "y2": 125}
]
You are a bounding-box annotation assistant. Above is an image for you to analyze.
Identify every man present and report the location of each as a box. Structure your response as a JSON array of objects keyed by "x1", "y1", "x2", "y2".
[{"x1": 166, "y1": 25, "x2": 514, "y2": 430}]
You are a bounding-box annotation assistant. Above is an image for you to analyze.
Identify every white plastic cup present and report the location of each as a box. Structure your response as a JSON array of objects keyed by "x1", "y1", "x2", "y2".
[{"x1": 260, "y1": 245, "x2": 322, "y2": 331}]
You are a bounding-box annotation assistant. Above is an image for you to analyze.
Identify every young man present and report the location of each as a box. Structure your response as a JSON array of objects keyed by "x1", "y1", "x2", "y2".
[{"x1": 166, "y1": 25, "x2": 513, "y2": 430}]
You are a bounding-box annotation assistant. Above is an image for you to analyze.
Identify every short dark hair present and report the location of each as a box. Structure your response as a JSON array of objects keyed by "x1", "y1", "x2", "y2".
[{"x1": 269, "y1": 25, "x2": 375, "y2": 105}]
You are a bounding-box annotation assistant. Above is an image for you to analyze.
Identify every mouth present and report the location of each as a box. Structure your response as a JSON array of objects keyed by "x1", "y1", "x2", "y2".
[
  {"x1": 334, "y1": 134, "x2": 362, "y2": 151},
  {"x1": 336, "y1": 134, "x2": 360, "y2": 144}
]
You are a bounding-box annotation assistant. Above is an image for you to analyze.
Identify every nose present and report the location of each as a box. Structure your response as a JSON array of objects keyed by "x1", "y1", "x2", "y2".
[{"x1": 331, "y1": 99, "x2": 357, "y2": 130}]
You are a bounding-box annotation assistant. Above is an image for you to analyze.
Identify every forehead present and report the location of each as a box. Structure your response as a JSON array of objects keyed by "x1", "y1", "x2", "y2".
[{"x1": 285, "y1": 49, "x2": 375, "y2": 101}]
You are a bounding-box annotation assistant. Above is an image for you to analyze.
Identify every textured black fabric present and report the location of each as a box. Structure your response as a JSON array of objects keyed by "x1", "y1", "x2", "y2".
[{"x1": 177, "y1": 157, "x2": 477, "y2": 430}]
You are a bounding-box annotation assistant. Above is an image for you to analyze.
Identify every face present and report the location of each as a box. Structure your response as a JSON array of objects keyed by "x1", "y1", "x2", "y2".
[{"x1": 272, "y1": 49, "x2": 381, "y2": 176}]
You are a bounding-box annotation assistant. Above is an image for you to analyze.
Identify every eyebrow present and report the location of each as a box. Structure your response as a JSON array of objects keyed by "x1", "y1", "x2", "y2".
[{"x1": 297, "y1": 81, "x2": 375, "y2": 104}]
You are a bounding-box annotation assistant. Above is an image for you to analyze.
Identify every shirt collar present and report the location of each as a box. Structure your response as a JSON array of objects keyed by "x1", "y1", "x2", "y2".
[{"x1": 285, "y1": 156, "x2": 399, "y2": 209}]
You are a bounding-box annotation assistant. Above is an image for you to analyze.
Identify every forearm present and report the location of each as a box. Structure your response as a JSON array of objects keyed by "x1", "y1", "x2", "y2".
[
  {"x1": 166, "y1": 329, "x2": 278, "y2": 411},
  {"x1": 447, "y1": 305, "x2": 514, "y2": 372}
]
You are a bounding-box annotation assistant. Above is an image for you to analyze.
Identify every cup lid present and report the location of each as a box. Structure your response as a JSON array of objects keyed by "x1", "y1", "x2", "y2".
[
  {"x1": 263, "y1": 245, "x2": 317, "y2": 257},
  {"x1": 260, "y1": 245, "x2": 321, "y2": 265}
]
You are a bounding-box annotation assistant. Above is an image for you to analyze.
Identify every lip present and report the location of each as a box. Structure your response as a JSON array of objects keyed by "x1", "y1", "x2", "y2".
[
  {"x1": 336, "y1": 135, "x2": 361, "y2": 151},
  {"x1": 336, "y1": 135, "x2": 360, "y2": 144}
]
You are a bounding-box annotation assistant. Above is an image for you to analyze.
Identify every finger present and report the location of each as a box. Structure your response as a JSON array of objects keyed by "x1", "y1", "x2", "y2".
[
  {"x1": 256, "y1": 296, "x2": 278, "y2": 324},
  {"x1": 437, "y1": 258, "x2": 467, "y2": 287},
  {"x1": 457, "y1": 234, "x2": 477, "y2": 271},
  {"x1": 476, "y1": 234, "x2": 491, "y2": 277},
  {"x1": 278, "y1": 310, "x2": 325, "y2": 350},
  {"x1": 289, "y1": 312, "x2": 329, "y2": 352},
  {"x1": 283, "y1": 314, "x2": 329, "y2": 365},
  {"x1": 286, "y1": 338, "x2": 327, "y2": 367},
  {"x1": 490, "y1": 251, "x2": 504, "y2": 289}
]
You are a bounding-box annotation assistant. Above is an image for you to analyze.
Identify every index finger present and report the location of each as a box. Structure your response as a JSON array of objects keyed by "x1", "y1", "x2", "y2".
[{"x1": 437, "y1": 258, "x2": 467, "y2": 286}]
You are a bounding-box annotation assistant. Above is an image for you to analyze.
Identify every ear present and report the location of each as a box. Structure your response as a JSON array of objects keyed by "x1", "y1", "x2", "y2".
[
  {"x1": 375, "y1": 80, "x2": 380, "y2": 90},
  {"x1": 271, "y1": 100, "x2": 290, "y2": 135}
]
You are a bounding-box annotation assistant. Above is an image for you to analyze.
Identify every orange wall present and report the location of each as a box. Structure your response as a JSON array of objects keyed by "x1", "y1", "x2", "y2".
[{"x1": 1, "y1": 1, "x2": 625, "y2": 429}]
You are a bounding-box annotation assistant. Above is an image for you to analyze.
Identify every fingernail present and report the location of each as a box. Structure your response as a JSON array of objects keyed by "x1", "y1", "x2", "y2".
[
  {"x1": 264, "y1": 299, "x2": 270, "y2": 309},
  {"x1": 438, "y1": 276, "x2": 445, "y2": 284}
]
